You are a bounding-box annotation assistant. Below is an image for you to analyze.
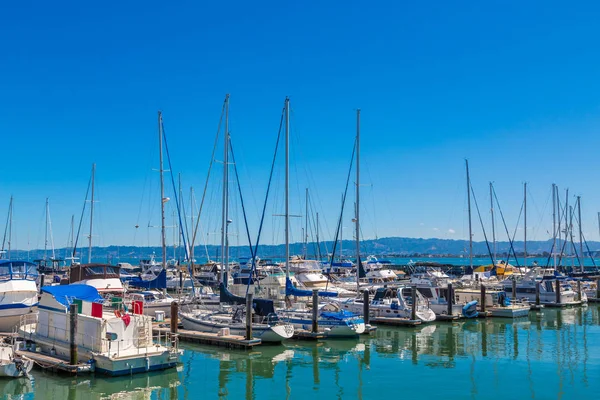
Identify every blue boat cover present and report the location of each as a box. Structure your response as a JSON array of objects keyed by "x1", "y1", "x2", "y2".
[
  {"x1": 42, "y1": 284, "x2": 103, "y2": 307},
  {"x1": 129, "y1": 268, "x2": 167, "y2": 290},
  {"x1": 321, "y1": 309, "x2": 357, "y2": 320},
  {"x1": 219, "y1": 283, "x2": 276, "y2": 317},
  {"x1": 285, "y1": 277, "x2": 338, "y2": 297}
]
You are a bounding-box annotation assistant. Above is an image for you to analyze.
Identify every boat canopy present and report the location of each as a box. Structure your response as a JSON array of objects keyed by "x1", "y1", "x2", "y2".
[
  {"x1": 219, "y1": 282, "x2": 275, "y2": 316},
  {"x1": 69, "y1": 263, "x2": 121, "y2": 283},
  {"x1": 42, "y1": 284, "x2": 103, "y2": 307},
  {"x1": 129, "y1": 268, "x2": 167, "y2": 290},
  {"x1": 0, "y1": 260, "x2": 38, "y2": 281},
  {"x1": 285, "y1": 277, "x2": 338, "y2": 298}
]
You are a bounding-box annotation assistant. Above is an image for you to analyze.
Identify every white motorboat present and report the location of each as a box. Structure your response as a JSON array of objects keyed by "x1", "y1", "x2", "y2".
[
  {"x1": 19, "y1": 284, "x2": 180, "y2": 376},
  {"x1": 278, "y1": 302, "x2": 365, "y2": 337},
  {"x1": 0, "y1": 260, "x2": 39, "y2": 332},
  {"x1": 0, "y1": 342, "x2": 33, "y2": 378}
]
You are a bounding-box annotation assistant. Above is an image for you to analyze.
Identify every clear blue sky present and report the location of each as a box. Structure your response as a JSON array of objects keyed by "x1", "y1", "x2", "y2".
[{"x1": 2, "y1": 1, "x2": 600, "y2": 250}]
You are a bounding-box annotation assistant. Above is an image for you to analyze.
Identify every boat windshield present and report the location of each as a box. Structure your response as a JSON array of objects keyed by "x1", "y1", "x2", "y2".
[{"x1": 0, "y1": 261, "x2": 38, "y2": 281}]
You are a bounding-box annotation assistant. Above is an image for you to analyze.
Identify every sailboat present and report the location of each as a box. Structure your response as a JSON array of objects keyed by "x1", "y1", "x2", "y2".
[
  {"x1": 277, "y1": 104, "x2": 365, "y2": 337},
  {"x1": 180, "y1": 95, "x2": 294, "y2": 343}
]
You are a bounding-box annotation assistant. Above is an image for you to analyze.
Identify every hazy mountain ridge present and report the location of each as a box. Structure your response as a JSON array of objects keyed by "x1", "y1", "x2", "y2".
[{"x1": 5, "y1": 236, "x2": 598, "y2": 261}]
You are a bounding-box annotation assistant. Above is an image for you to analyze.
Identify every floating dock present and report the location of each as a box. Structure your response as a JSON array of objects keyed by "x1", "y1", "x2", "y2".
[
  {"x1": 586, "y1": 297, "x2": 600, "y2": 303},
  {"x1": 153, "y1": 322, "x2": 261, "y2": 350},
  {"x1": 369, "y1": 317, "x2": 422, "y2": 327},
  {"x1": 435, "y1": 314, "x2": 461, "y2": 322},
  {"x1": 16, "y1": 350, "x2": 93, "y2": 374},
  {"x1": 291, "y1": 330, "x2": 325, "y2": 340}
]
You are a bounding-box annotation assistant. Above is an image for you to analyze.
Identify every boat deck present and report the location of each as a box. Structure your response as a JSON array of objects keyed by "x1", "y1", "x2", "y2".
[
  {"x1": 369, "y1": 317, "x2": 422, "y2": 327},
  {"x1": 16, "y1": 350, "x2": 93, "y2": 374}
]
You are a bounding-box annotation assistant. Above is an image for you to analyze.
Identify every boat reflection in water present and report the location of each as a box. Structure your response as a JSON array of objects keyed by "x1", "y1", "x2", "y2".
[
  {"x1": 15, "y1": 305, "x2": 600, "y2": 399},
  {"x1": 0, "y1": 375, "x2": 33, "y2": 399},
  {"x1": 29, "y1": 367, "x2": 181, "y2": 400}
]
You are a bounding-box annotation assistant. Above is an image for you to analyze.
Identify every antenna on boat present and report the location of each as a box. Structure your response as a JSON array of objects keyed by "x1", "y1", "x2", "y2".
[
  {"x1": 355, "y1": 109, "x2": 361, "y2": 293},
  {"x1": 88, "y1": 163, "x2": 96, "y2": 264}
]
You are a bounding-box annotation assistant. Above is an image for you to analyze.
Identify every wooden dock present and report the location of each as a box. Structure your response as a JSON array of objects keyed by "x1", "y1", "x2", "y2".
[
  {"x1": 16, "y1": 350, "x2": 93, "y2": 374},
  {"x1": 544, "y1": 301, "x2": 583, "y2": 308},
  {"x1": 153, "y1": 326, "x2": 261, "y2": 349},
  {"x1": 587, "y1": 297, "x2": 600, "y2": 303},
  {"x1": 369, "y1": 317, "x2": 422, "y2": 327},
  {"x1": 291, "y1": 330, "x2": 325, "y2": 340},
  {"x1": 436, "y1": 314, "x2": 461, "y2": 322}
]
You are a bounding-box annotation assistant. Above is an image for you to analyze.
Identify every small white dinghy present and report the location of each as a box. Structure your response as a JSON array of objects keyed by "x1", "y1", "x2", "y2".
[{"x1": 0, "y1": 342, "x2": 33, "y2": 378}]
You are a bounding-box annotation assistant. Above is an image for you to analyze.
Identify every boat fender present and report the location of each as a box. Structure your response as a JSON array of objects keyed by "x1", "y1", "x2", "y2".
[
  {"x1": 114, "y1": 310, "x2": 122, "y2": 318},
  {"x1": 462, "y1": 300, "x2": 479, "y2": 318}
]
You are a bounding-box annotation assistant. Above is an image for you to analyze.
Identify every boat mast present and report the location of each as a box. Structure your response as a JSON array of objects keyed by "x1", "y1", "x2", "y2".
[
  {"x1": 489, "y1": 182, "x2": 496, "y2": 264},
  {"x1": 578, "y1": 196, "x2": 584, "y2": 273},
  {"x1": 523, "y1": 182, "x2": 527, "y2": 268},
  {"x1": 158, "y1": 112, "x2": 167, "y2": 270},
  {"x1": 190, "y1": 187, "x2": 195, "y2": 263},
  {"x1": 88, "y1": 163, "x2": 95, "y2": 264},
  {"x1": 285, "y1": 97, "x2": 290, "y2": 279},
  {"x1": 316, "y1": 212, "x2": 320, "y2": 260},
  {"x1": 304, "y1": 188, "x2": 308, "y2": 259},
  {"x1": 552, "y1": 184, "x2": 557, "y2": 268},
  {"x1": 565, "y1": 189, "x2": 569, "y2": 268},
  {"x1": 220, "y1": 94, "x2": 230, "y2": 285},
  {"x1": 465, "y1": 160, "x2": 473, "y2": 270},
  {"x1": 355, "y1": 109, "x2": 361, "y2": 293},
  {"x1": 44, "y1": 198, "x2": 49, "y2": 262},
  {"x1": 7, "y1": 196, "x2": 12, "y2": 259}
]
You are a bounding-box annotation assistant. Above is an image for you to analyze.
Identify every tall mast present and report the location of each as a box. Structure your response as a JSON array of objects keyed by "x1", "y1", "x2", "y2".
[
  {"x1": 552, "y1": 184, "x2": 557, "y2": 268},
  {"x1": 523, "y1": 182, "x2": 527, "y2": 268},
  {"x1": 190, "y1": 187, "x2": 195, "y2": 263},
  {"x1": 355, "y1": 109, "x2": 361, "y2": 292},
  {"x1": 70, "y1": 214, "x2": 75, "y2": 263},
  {"x1": 220, "y1": 94, "x2": 230, "y2": 285},
  {"x1": 465, "y1": 160, "x2": 473, "y2": 269},
  {"x1": 88, "y1": 164, "x2": 95, "y2": 264},
  {"x1": 565, "y1": 189, "x2": 569, "y2": 266},
  {"x1": 7, "y1": 196, "x2": 12, "y2": 259},
  {"x1": 44, "y1": 198, "x2": 49, "y2": 261},
  {"x1": 285, "y1": 97, "x2": 290, "y2": 279},
  {"x1": 158, "y1": 112, "x2": 167, "y2": 270},
  {"x1": 304, "y1": 188, "x2": 308, "y2": 259},
  {"x1": 489, "y1": 182, "x2": 496, "y2": 264},
  {"x1": 578, "y1": 196, "x2": 584, "y2": 273},
  {"x1": 316, "y1": 212, "x2": 320, "y2": 260},
  {"x1": 178, "y1": 173, "x2": 183, "y2": 261}
]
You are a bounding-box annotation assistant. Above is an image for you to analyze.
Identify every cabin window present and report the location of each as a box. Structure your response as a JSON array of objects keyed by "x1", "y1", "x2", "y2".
[{"x1": 417, "y1": 288, "x2": 434, "y2": 298}]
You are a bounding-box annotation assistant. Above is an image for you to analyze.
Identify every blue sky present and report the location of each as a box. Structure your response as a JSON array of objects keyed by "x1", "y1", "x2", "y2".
[{"x1": 2, "y1": 1, "x2": 600, "y2": 250}]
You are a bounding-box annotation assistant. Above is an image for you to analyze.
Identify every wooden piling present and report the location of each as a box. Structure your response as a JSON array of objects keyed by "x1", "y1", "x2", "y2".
[
  {"x1": 363, "y1": 290, "x2": 370, "y2": 325},
  {"x1": 535, "y1": 282, "x2": 540, "y2": 306},
  {"x1": 512, "y1": 279, "x2": 517, "y2": 301},
  {"x1": 170, "y1": 301, "x2": 179, "y2": 346},
  {"x1": 411, "y1": 286, "x2": 417, "y2": 321},
  {"x1": 245, "y1": 294, "x2": 253, "y2": 340},
  {"x1": 69, "y1": 303, "x2": 77, "y2": 365},
  {"x1": 596, "y1": 278, "x2": 600, "y2": 300},
  {"x1": 39, "y1": 274, "x2": 45, "y2": 293},
  {"x1": 179, "y1": 271, "x2": 183, "y2": 291},
  {"x1": 555, "y1": 280, "x2": 561, "y2": 305},
  {"x1": 577, "y1": 280, "x2": 582, "y2": 302},
  {"x1": 447, "y1": 283, "x2": 453, "y2": 316},
  {"x1": 480, "y1": 285, "x2": 486, "y2": 311},
  {"x1": 312, "y1": 289, "x2": 319, "y2": 333}
]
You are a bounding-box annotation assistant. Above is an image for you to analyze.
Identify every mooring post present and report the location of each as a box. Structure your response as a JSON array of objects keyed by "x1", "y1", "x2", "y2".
[
  {"x1": 480, "y1": 285, "x2": 486, "y2": 311},
  {"x1": 512, "y1": 279, "x2": 517, "y2": 301},
  {"x1": 411, "y1": 286, "x2": 417, "y2": 321},
  {"x1": 246, "y1": 293, "x2": 253, "y2": 340},
  {"x1": 179, "y1": 270, "x2": 183, "y2": 291},
  {"x1": 170, "y1": 301, "x2": 179, "y2": 333},
  {"x1": 69, "y1": 303, "x2": 78, "y2": 365},
  {"x1": 577, "y1": 280, "x2": 582, "y2": 302},
  {"x1": 312, "y1": 289, "x2": 319, "y2": 333},
  {"x1": 535, "y1": 282, "x2": 540, "y2": 306},
  {"x1": 39, "y1": 274, "x2": 45, "y2": 293},
  {"x1": 363, "y1": 290, "x2": 370, "y2": 325},
  {"x1": 447, "y1": 283, "x2": 453, "y2": 316},
  {"x1": 555, "y1": 280, "x2": 561, "y2": 305},
  {"x1": 596, "y1": 278, "x2": 600, "y2": 300}
]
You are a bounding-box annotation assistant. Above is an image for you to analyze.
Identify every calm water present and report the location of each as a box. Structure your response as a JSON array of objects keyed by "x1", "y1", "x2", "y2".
[{"x1": 3, "y1": 305, "x2": 599, "y2": 399}]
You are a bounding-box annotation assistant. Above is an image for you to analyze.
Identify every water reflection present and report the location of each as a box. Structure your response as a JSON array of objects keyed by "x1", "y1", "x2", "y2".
[{"x1": 16, "y1": 305, "x2": 600, "y2": 399}]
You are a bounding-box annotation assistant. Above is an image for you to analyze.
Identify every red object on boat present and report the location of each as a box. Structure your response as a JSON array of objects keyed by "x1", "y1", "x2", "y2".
[
  {"x1": 91, "y1": 302, "x2": 103, "y2": 318},
  {"x1": 132, "y1": 300, "x2": 144, "y2": 315},
  {"x1": 121, "y1": 314, "x2": 131, "y2": 327}
]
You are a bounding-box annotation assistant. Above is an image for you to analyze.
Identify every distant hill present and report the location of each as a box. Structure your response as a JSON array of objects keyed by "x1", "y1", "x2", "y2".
[{"x1": 4, "y1": 236, "x2": 599, "y2": 262}]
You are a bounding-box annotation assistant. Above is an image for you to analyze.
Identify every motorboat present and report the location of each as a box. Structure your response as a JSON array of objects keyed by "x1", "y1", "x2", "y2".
[{"x1": 0, "y1": 260, "x2": 39, "y2": 332}]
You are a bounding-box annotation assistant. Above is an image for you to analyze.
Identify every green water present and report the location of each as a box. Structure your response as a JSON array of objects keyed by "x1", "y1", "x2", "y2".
[{"x1": 3, "y1": 305, "x2": 599, "y2": 399}]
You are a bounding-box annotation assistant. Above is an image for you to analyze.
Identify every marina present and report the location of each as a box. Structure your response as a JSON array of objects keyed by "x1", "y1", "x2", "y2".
[{"x1": 0, "y1": 304, "x2": 597, "y2": 399}]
